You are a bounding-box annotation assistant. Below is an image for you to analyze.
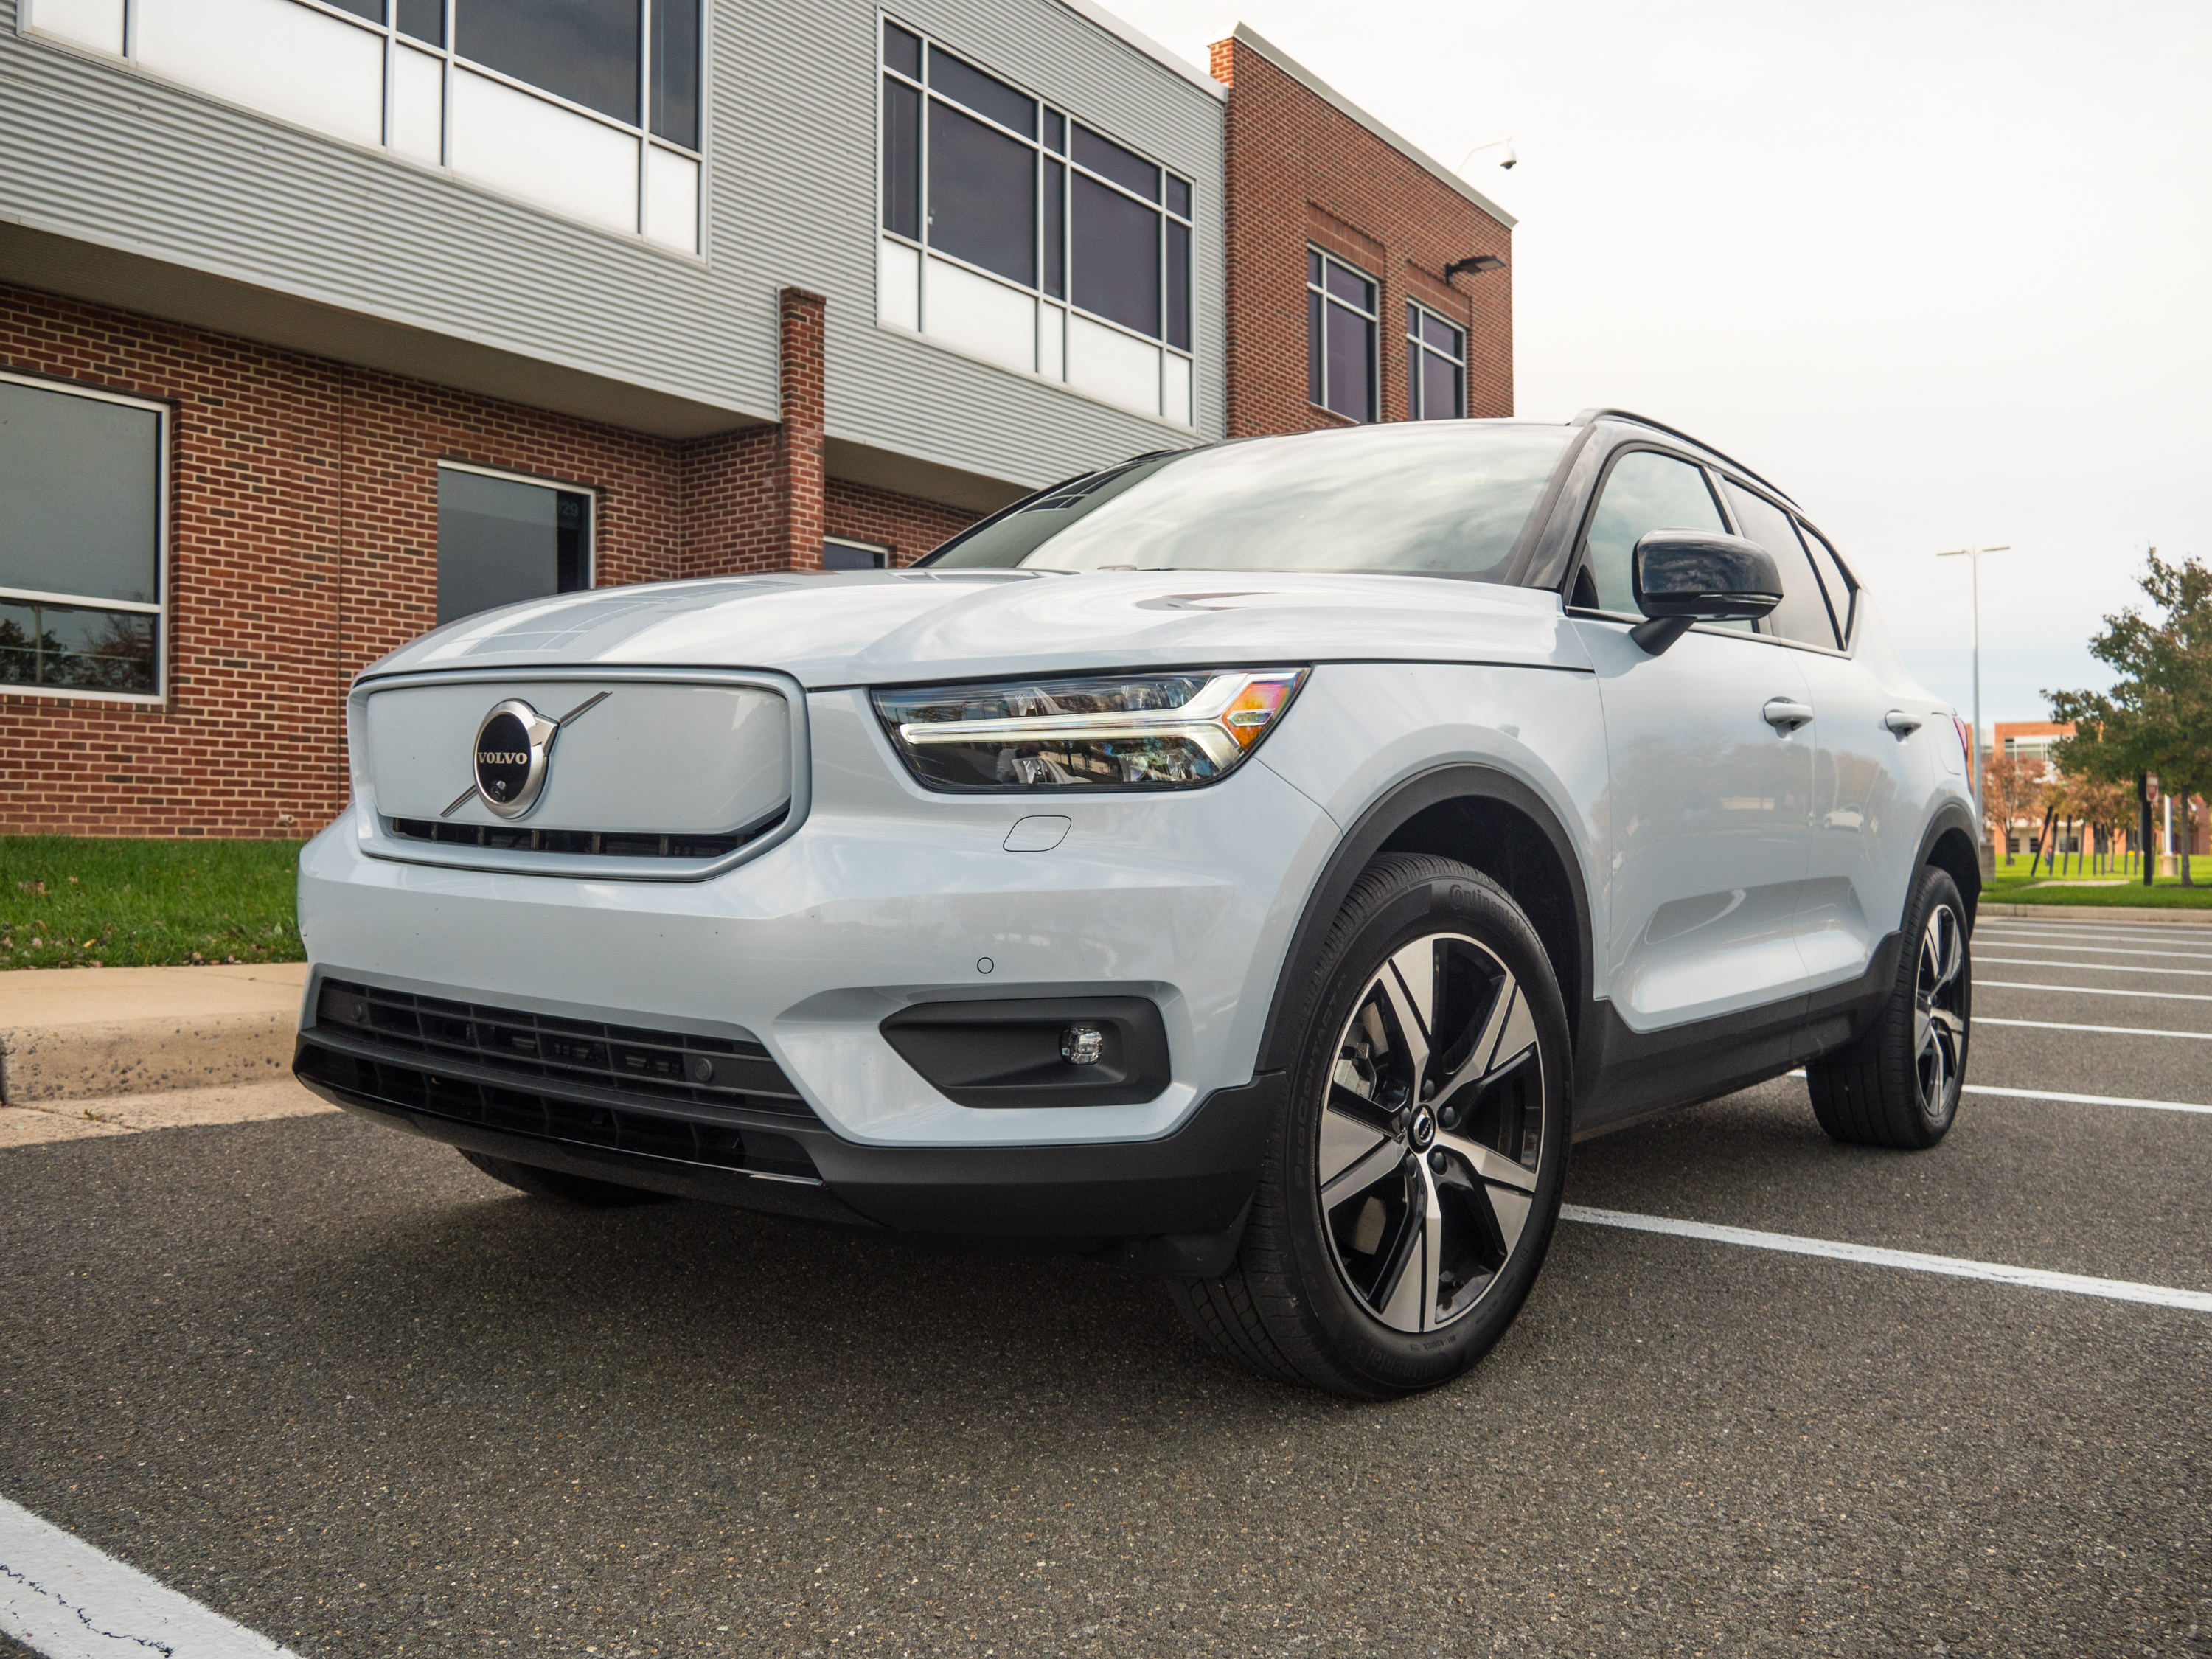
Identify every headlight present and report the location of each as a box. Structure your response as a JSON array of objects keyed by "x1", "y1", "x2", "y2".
[{"x1": 874, "y1": 667, "x2": 1309, "y2": 792}]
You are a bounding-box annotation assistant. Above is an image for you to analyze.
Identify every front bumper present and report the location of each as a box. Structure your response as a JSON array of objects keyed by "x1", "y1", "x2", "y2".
[
  {"x1": 299, "y1": 689, "x2": 1335, "y2": 1149},
  {"x1": 293, "y1": 1022, "x2": 1281, "y2": 1270},
  {"x1": 296, "y1": 686, "x2": 1339, "y2": 1261}
]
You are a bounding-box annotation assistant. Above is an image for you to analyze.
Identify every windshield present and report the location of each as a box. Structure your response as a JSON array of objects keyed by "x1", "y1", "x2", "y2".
[{"x1": 923, "y1": 422, "x2": 1575, "y2": 580}]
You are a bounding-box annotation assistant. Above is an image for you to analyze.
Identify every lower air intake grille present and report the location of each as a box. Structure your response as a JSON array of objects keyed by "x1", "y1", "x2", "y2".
[
  {"x1": 313, "y1": 978, "x2": 814, "y2": 1117},
  {"x1": 297, "y1": 1044, "x2": 819, "y2": 1179},
  {"x1": 385, "y1": 818, "x2": 769, "y2": 859}
]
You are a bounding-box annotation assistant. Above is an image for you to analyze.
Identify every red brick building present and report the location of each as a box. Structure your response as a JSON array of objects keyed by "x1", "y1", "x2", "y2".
[
  {"x1": 1211, "y1": 27, "x2": 1512, "y2": 437},
  {"x1": 0, "y1": 10, "x2": 1513, "y2": 839}
]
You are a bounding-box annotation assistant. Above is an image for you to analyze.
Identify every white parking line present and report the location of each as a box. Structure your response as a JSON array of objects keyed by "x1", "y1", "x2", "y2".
[
  {"x1": 1975, "y1": 979, "x2": 2212, "y2": 1002},
  {"x1": 1562, "y1": 1206, "x2": 2212, "y2": 1312},
  {"x1": 1976, "y1": 956, "x2": 2212, "y2": 978},
  {"x1": 1979, "y1": 928, "x2": 2212, "y2": 953},
  {"x1": 1781, "y1": 1068, "x2": 2211, "y2": 1111},
  {"x1": 1978, "y1": 933, "x2": 2212, "y2": 961},
  {"x1": 1979, "y1": 1015, "x2": 2212, "y2": 1040},
  {"x1": 1964, "y1": 1083, "x2": 2212, "y2": 1116},
  {"x1": 0, "y1": 1492, "x2": 298, "y2": 1658}
]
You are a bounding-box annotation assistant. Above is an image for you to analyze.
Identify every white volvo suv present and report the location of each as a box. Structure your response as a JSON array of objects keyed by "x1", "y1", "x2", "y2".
[{"x1": 294, "y1": 410, "x2": 1979, "y2": 1398}]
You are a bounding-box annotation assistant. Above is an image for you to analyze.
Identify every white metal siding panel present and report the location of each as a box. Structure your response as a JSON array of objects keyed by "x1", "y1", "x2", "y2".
[{"x1": 0, "y1": 0, "x2": 1224, "y2": 494}]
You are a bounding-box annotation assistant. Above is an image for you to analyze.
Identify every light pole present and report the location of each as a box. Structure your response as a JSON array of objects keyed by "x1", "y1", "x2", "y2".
[
  {"x1": 1933, "y1": 545, "x2": 2011, "y2": 841},
  {"x1": 1454, "y1": 137, "x2": 1518, "y2": 171}
]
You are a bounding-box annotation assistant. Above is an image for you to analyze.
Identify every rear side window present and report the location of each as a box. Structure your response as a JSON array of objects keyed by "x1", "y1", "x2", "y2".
[
  {"x1": 1795, "y1": 521, "x2": 1857, "y2": 641},
  {"x1": 1721, "y1": 481, "x2": 1837, "y2": 648},
  {"x1": 1580, "y1": 450, "x2": 1726, "y2": 615}
]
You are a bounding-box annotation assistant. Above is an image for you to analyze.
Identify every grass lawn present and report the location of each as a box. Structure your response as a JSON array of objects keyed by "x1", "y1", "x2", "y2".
[
  {"x1": 0, "y1": 837, "x2": 306, "y2": 969},
  {"x1": 1983, "y1": 855, "x2": 2212, "y2": 908}
]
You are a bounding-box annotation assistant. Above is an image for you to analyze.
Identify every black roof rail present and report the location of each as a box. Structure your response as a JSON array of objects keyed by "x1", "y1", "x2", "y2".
[{"x1": 1568, "y1": 408, "x2": 1799, "y2": 507}]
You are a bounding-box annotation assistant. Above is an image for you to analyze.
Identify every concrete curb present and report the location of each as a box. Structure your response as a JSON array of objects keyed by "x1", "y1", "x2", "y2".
[
  {"x1": 1978, "y1": 901, "x2": 2212, "y2": 926},
  {"x1": 0, "y1": 1011, "x2": 299, "y2": 1104}
]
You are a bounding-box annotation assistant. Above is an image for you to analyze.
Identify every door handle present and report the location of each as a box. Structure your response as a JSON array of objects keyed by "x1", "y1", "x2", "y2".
[
  {"x1": 1882, "y1": 709, "x2": 1924, "y2": 736},
  {"x1": 1762, "y1": 698, "x2": 1814, "y2": 732}
]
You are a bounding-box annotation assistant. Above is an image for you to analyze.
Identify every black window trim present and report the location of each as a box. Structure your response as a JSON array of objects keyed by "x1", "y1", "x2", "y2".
[
  {"x1": 1559, "y1": 440, "x2": 1777, "y2": 649},
  {"x1": 1559, "y1": 437, "x2": 1860, "y2": 658},
  {"x1": 0, "y1": 366, "x2": 170, "y2": 706}
]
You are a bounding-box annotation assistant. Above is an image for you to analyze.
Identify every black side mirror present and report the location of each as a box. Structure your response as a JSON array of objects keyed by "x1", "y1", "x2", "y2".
[{"x1": 1629, "y1": 529, "x2": 1784, "y2": 654}]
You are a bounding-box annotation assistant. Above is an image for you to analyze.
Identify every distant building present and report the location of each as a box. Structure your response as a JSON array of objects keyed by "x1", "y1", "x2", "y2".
[
  {"x1": 0, "y1": 6, "x2": 1514, "y2": 838},
  {"x1": 1993, "y1": 720, "x2": 2071, "y2": 768},
  {"x1": 1983, "y1": 720, "x2": 2206, "y2": 861}
]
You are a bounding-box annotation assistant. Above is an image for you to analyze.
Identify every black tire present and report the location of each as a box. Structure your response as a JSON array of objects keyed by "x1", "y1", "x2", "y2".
[
  {"x1": 457, "y1": 1149, "x2": 670, "y2": 1206},
  {"x1": 1806, "y1": 864, "x2": 1970, "y2": 1150},
  {"x1": 1169, "y1": 854, "x2": 1573, "y2": 1399}
]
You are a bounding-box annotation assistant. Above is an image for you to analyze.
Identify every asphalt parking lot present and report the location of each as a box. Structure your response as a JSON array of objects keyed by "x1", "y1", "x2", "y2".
[{"x1": 3, "y1": 914, "x2": 2208, "y2": 1658}]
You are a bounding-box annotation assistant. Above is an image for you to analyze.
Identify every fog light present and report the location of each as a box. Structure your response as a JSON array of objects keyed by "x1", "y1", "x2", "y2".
[{"x1": 1060, "y1": 1023, "x2": 1105, "y2": 1066}]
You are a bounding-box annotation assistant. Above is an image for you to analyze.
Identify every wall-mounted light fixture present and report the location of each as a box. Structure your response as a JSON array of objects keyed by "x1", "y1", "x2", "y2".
[{"x1": 1443, "y1": 254, "x2": 1507, "y2": 283}]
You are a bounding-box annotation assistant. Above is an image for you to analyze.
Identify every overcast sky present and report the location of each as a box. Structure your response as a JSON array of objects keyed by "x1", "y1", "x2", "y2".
[{"x1": 1106, "y1": 0, "x2": 2212, "y2": 731}]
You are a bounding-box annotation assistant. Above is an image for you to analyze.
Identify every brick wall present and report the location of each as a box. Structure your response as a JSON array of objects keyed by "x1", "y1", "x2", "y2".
[
  {"x1": 0, "y1": 283, "x2": 967, "y2": 838},
  {"x1": 1208, "y1": 37, "x2": 1512, "y2": 439},
  {"x1": 825, "y1": 481, "x2": 978, "y2": 566}
]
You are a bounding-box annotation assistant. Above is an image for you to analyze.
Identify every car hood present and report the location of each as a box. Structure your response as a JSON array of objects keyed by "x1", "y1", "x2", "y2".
[{"x1": 358, "y1": 569, "x2": 1592, "y2": 687}]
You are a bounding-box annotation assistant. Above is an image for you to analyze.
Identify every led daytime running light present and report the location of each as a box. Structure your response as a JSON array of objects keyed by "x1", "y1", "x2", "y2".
[{"x1": 896, "y1": 670, "x2": 1306, "y2": 771}]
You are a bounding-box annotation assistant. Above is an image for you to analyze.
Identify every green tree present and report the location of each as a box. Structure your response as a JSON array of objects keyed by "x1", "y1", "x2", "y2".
[{"x1": 2047, "y1": 550, "x2": 2212, "y2": 885}]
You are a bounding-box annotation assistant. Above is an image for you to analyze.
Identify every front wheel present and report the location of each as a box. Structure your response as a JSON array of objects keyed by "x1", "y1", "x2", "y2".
[
  {"x1": 1170, "y1": 855, "x2": 1572, "y2": 1399},
  {"x1": 1806, "y1": 864, "x2": 1971, "y2": 1150}
]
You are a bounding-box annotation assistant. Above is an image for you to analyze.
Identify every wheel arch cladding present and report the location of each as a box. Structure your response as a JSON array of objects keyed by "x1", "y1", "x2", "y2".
[
  {"x1": 1257, "y1": 765, "x2": 1593, "y2": 1075},
  {"x1": 1917, "y1": 802, "x2": 1983, "y2": 927}
]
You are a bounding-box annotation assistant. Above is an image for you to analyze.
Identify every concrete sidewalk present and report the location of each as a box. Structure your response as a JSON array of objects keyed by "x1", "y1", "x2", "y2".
[
  {"x1": 0, "y1": 1077, "x2": 335, "y2": 1147},
  {"x1": 1978, "y1": 900, "x2": 2212, "y2": 925},
  {"x1": 0, "y1": 962, "x2": 308, "y2": 1104}
]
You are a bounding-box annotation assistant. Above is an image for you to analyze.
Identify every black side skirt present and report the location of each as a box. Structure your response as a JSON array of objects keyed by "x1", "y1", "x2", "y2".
[{"x1": 1571, "y1": 930, "x2": 1902, "y2": 1136}]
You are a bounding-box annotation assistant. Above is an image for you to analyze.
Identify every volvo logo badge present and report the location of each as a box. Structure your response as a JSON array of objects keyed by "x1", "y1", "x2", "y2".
[
  {"x1": 472, "y1": 699, "x2": 557, "y2": 818},
  {"x1": 439, "y1": 691, "x2": 610, "y2": 822}
]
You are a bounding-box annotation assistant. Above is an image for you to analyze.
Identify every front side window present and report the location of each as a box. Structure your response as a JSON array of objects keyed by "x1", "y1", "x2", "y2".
[
  {"x1": 437, "y1": 466, "x2": 593, "y2": 625},
  {"x1": 1405, "y1": 303, "x2": 1466, "y2": 421},
  {"x1": 1579, "y1": 450, "x2": 1727, "y2": 616},
  {"x1": 0, "y1": 375, "x2": 164, "y2": 699},
  {"x1": 925, "y1": 423, "x2": 1575, "y2": 581},
  {"x1": 879, "y1": 21, "x2": 1196, "y2": 425},
  {"x1": 29, "y1": 1, "x2": 703, "y2": 252},
  {"x1": 1308, "y1": 250, "x2": 1377, "y2": 423}
]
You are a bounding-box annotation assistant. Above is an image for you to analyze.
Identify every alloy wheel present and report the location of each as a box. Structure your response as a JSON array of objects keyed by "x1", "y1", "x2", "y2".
[
  {"x1": 1913, "y1": 903, "x2": 1968, "y2": 1119},
  {"x1": 1316, "y1": 931, "x2": 1547, "y2": 1333}
]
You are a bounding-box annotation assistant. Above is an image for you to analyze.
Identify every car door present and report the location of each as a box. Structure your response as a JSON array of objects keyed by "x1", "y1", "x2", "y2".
[
  {"x1": 1568, "y1": 447, "x2": 1816, "y2": 1032},
  {"x1": 1719, "y1": 481, "x2": 1930, "y2": 987}
]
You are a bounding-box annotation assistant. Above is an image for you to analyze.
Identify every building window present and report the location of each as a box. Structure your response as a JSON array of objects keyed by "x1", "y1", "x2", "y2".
[
  {"x1": 878, "y1": 18, "x2": 1195, "y2": 425},
  {"x1": 436, "y1": 464, "x2": 593, "y2": 625},
  {"x1": 0, "y1": 373, "x2": 166, "y2": 701},
  {"x1": 1405, "y1": 302, "x2": 1465, "y2": 421},
  {"x1": 1308, "y1": 249, "x2": 1377, "y2": 423},
  {"x1": 27, "y1": 0, "x2": 704, "y2": 254},
  {"x1": 823, "y1": 537, "x2": 891, "y2": 570}
]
